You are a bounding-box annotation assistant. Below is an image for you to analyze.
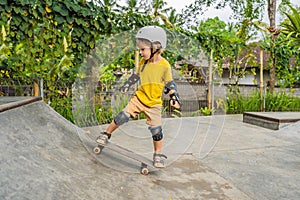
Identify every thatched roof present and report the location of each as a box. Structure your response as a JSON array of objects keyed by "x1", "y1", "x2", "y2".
[
  {"x1": 222, "y1": 42, "x2": 270, "y2": 69},
  {"x1": 175, "y1": 42, "x2": 298, "y2": 70},
  {"x1": 223, "y1": 42, "x2": 299, "y2": 70}
]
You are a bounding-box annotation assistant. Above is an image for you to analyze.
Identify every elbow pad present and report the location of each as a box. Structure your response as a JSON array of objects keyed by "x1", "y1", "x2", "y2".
[{"x1": 164, "y1": 81, "x2": 177, "y2": 94}]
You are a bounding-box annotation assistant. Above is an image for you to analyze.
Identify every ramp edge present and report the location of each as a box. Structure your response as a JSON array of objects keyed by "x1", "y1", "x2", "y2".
[{"x1": 0, "y1": 96, "x2": 42, "y2": 112}]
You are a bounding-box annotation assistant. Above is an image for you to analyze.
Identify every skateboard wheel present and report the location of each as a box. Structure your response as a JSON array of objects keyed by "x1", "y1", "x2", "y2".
[
  {"x1": 93, "y1": 146, "x2": 101, "y2": 154},
  {"x1": 141, "y1": 168, "x2": 149, "y2": 175}
]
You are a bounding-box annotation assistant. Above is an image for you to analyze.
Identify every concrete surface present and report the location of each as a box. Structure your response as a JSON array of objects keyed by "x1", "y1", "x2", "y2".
[
  {"x1": 243, "y1": 112, "x2": 300, "y2": 130},
  {"x1": 0, "y1": 99, "x2": 299, "y2": 200},
  {"x1": 0, "y1": 96, "x2": 42, "y2": 112}
]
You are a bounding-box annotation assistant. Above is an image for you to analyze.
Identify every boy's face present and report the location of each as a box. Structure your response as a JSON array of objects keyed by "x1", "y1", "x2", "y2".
[{"x1": 137, "y1": 40, "x2": 151, "y2": 60}]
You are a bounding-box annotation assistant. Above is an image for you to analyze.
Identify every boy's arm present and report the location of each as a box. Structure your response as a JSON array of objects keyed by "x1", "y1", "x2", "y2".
[
  {"x1": 120, "y1": 73, "x2": 139, "y2": 94},
  {"x1": 120, "y1": 58, "x2": 141, "y2": 94},
  {"x1": 164, "y1": 81, "x2": 181, "y2": 109}
]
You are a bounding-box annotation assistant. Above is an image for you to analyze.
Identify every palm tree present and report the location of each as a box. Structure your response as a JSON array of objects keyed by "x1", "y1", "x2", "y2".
[
  {"x1": 151, "y1": 0, "x2": 175, "y2": 28},
  {"x1": 281, "y1": 5, "x2": 300, "y2": 47}
]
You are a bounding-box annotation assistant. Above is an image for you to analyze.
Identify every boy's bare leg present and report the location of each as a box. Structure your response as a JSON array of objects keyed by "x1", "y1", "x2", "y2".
[
  {"x1": 153, "y1": 140, "x2": 162, "y2": 154},
  {"x1": 106, "y1": 120, "x2": 118, "y2": 134}
]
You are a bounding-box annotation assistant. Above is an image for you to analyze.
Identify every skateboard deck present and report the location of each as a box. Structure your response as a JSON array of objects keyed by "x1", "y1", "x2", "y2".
[
  {"x1": 84, "y1": 131, "x2": 155, "y2": 175},
  {"x1": 94, "y1": 142, "x2": 155, "y2": 175}
]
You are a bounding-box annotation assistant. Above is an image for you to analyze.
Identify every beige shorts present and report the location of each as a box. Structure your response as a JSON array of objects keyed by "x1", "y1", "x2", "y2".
[{"x1": 123, "y1": 95, "x2": 162, "y2": 126}]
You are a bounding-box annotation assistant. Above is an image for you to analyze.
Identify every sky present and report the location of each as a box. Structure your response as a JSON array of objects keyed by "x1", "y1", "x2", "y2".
[
  {"x1": 165, "y1": 0, "x2": 233, "y2": 22},
  {"x1": 165, "y1": 0, "x2": 300, "y2": 24}
]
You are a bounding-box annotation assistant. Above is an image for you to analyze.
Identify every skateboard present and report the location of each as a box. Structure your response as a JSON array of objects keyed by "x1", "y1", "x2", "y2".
[{"x1": 93, "y1": 142, "x2": 155, "y2": 175}]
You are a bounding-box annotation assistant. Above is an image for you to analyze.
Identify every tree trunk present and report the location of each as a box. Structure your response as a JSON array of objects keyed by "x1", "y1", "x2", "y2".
[{"x1": 267, "y1": 0, "x2": 277, "y2": 92}]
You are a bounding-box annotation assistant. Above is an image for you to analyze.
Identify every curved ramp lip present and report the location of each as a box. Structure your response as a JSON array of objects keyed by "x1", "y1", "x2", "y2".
[{"x1": 0, "y1": 96, "x2": 42, "y2": 112}]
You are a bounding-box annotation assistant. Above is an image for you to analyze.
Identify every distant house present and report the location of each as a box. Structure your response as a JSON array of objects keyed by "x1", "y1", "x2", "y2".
[
  {"x1": 174, "y1": 52, "x2": 208, "y2": 84},
  {"x1": 215, "y1": 43, "x2": 271, "y2": 86},
  {"x1": 175, "y1": 43, "x2": 290, "y2": 86}
]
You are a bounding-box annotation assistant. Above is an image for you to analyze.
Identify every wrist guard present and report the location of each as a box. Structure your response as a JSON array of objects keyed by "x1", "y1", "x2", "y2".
[{"x1": 120, "y1": 74, "x2": 139, "y2": 93}]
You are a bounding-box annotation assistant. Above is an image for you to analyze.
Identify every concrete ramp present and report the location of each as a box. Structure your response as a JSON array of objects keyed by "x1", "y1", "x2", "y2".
[
  {"x1": 0, "y1": 99, "x2": 98, "y2": 199},
  {"x1": 0, "y1": 99, "x2": 251, "y2": 200},
  {"x1": 0, "y1": 96, "x2": 42, "y2": 112}
]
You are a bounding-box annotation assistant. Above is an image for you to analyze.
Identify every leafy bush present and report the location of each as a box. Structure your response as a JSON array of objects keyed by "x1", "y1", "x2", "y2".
[
  {"x1": 265, "y1": 91, "x2": 300, "y2": 111},
  {"x1": 48, "y1": 96, "x2": 74, "y2": 123},
  {"x1": 226, "y1": 90, "x2": 300, "y2": 114}
]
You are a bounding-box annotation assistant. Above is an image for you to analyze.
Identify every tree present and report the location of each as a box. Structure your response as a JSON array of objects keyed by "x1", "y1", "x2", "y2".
[
  {"x1": 0, "y1": 0, "x2": 108, "y2": 84},
  {"x1": 274, "y1": 35, "x2": 300, "y2": 88},
  {"x1": 181, "y1": 0, "x2": 265, "y2": 29},
  {"x1": 181, "y1": 0, "x2": 298, "y2": 91},
  {"x1": 267, "y1": 0, "x2": 279, "y2": 92},
  {"x1": 281, "y1": 4, "x2": 300, "y2": 47},
  {"x1": 194, "y1": 17, "x2": 243, "y2": 109},
  {"x1": 278, "y1": 4, "x2": 300, "y2": 88},
  {"x1": 113, "y1": 0, "x2": 153, "y2": 31}
]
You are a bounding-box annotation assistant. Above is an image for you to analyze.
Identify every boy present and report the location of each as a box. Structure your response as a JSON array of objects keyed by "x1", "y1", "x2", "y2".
[{"x1": 96, "y1": 26, "x2": 181, "y2": 168}]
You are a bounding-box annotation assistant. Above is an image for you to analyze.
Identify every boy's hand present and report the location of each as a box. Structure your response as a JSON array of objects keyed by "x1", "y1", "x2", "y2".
[
  {"x1": 169, "y1": 90, "x2": 181, "y2": 110},
  {"x1": 170, "y1": 96, "x2": 181, "y2": 109}
]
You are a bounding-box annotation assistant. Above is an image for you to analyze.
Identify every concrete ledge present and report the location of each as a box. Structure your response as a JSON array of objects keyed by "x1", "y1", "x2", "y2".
[
  {"x1": 0, "y1": 96, "x2": 42, "y2": 112},
  {"x1": 243, "y1": 112, "x2": 300, "y2": 130}
]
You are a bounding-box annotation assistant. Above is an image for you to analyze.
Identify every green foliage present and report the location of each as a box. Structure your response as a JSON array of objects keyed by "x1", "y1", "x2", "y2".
[
  {"x1": 226, "y1": 85, "x2": 245, "y2": 114},
  {"x1": 94, "y1": 93, "x2": 132, "y2": 125},
  {"x1": 98, "y1": 64, "x2": 118, "y2": 91},
  {"x1": 49, "y1": 95, "x2": 74, "y2": 123},
  {"x1": 195, "y1": 17, "x2": 241, "y2": 56},
  {"x1": 1, "y1": 0, "x2": 106, "y2": 77},
  {"x1": 2, "y1": 0, "x2": 300, "y2": 124},
  {"x1": 181, "y1": 0, "x2": 265, "y2": 29},
  {"x1": 265, "y1": 91, "x2": 300, "y2": 111},
  {"x1": 274, "y1": 36, "x2": 300, "y2": 88},
  {"x1": 0, "y1": 25, "x2": 11, "y2": 64},
  {"x1": 97, "y1": 0, "x2": 153, "y2": 32},
  {"x1": 0, "y1": 0, "x2": 110, "y2": 105},
  {"x1": 226, "y1": 89, "x2": 300, "y2": 114},
  {"x1": 171, "y1": 109, "x2": 182, "y2": 118},
  {"x1": 95, "y1": 104, "x2": 113, "y2": 125},
  {"x1": 194, "y1": 17, "x2": 256, "y2": 85},
  {"x1": 277, "y1": 5, "x2": 300, "y2": 87},
  {"x1": 200, "y1": 106, "x2": 215, "y2": 116},
  {"x1": 261, "y1": 29, "x2": 300, "y2": 88},
  {"x1": 281, "y1": 4, "x2": 300, "y2": 47}
]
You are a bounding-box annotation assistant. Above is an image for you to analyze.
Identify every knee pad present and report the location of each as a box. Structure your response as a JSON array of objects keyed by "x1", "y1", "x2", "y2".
[
  {"x1": 149, "y1": 126, "x2": 163, "y2": 141},
  {"x1": 114, "y1": 111, "x2": 130, "y2": 126}
]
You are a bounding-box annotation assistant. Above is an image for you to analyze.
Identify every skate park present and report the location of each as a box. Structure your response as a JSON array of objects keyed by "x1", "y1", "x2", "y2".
[{"x1": 1, "y1": 96, "x2": 300, "y2": 199}]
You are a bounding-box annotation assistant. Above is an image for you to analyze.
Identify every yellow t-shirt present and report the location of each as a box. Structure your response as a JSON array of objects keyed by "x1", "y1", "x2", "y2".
[{"x1": 135, "y1": 58, "x2": 173, "y2": 107}]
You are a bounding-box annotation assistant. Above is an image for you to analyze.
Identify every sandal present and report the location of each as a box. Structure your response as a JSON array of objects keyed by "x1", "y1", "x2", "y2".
[{"x1": 153, "y1": 153, "x2": 167, "y2": 168}]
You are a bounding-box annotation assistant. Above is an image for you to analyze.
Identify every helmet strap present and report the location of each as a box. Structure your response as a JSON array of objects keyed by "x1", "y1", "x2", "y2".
[
  {"x1": 141, "y1": 59, "x2": 149, "y2": 72},
  {"x1": 141, "y1": 46, "x2": 160, "y2": 72}
]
